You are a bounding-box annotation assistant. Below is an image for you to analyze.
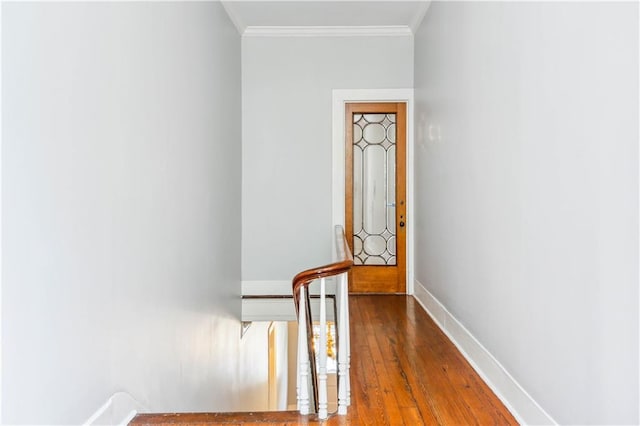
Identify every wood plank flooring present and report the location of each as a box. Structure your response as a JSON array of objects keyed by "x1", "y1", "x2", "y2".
[{"x1": 131, "y1": 295, "x2": 518, "y2": 425}]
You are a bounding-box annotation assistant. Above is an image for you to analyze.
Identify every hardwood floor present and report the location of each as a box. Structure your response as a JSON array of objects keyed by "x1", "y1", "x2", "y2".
[
  {"x1": 346, "y1": 295, "x2": 516, "y2": 425},
  {"x1": 131, "y1": 295, "x2": 518, "y2": 425}
]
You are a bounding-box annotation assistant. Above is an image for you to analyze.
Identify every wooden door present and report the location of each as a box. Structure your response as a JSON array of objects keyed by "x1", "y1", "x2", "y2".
[{"x1": 345, "y1": 102, "x2": 406, "y2": 293}]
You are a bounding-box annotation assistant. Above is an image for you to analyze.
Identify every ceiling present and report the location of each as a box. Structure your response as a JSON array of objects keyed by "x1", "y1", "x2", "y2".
[{"x1": 221, "y1": 1, "x2": 431, "y2": 35}]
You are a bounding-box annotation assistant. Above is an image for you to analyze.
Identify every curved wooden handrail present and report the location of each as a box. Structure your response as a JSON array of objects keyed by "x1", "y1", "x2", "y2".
[
  {"x1": 292, "y1": 225, "x2": 353, "y2": 416},
  {"x1": 292, "y1": 225, "x2": 353, "y2": 308}
]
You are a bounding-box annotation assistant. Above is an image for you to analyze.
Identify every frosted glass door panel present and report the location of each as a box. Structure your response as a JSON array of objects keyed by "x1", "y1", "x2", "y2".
[
  {"x1": 353, "y1": 113, "x2": 397, "y2": 266},
  {"x1": 363, "y1": 145, "x2": 386, "y2": 235}
]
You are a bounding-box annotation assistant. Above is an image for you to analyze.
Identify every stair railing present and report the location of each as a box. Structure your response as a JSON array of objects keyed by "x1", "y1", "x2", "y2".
[{"x1": 292, "y1": 225, "x2": 353, "y2": 419}]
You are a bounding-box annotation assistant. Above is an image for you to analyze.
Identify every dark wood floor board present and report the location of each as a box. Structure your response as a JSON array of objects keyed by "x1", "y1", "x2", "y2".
[
  {"x1": 349, "y1": 299, "x2": 390, "y2": 425},
  {"x1": 377, "y1": 323, "x2": 441, "y2": 423},
  {"x1": 447, "y1": 362, "x2": 517, "y2": 425},
  {"x1": 131, "y1": 295, "x2": 517, "y2": 426},
  {"x1": 401, "y1": 406, "x2": 426, "y2": 426},
  {"x1": 403, "y1": 310, "x2": 485, "y2": 423},
  {"x1": 351, "y1": 353, "x2": 386, "y2": 425},
  {"x1": 364, "y1": 332, "x2": 406, "y2": 424},
  {"x1": 367, "y1": 319, "x2": 423, "y2": 420},
  {"x1": 364, "y1": 295, "x2": 511, "y2": 426}
]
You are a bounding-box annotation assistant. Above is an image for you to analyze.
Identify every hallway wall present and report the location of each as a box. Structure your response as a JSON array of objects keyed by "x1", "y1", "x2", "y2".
[
  {"x1": 414, "y1": 2, "x2": 638, "y2": 424},
  {"x1": 242, "y1": 34, "x2": 413, "y2": 281},
  {"x1": 2, "y1": 3, "x2": 268, "y2": 423}
]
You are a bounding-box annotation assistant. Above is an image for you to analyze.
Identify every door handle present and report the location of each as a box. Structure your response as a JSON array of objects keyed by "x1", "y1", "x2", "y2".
[{"x1": 399, "y1": 221, "x2": 405, "y2": 228}]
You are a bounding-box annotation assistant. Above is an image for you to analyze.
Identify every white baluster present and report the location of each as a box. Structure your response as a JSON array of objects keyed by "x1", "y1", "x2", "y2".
[
  {"x1": 318, "y1": 277, "x2": 328, "y2": 419},
  {"x1": 344, "y1": 273, "x2": 351, "y2": 407},
  {"x1": 297, "y1": 286, "x2": 310, "y2": 415},
  {"x1": 337, "y1": 272, "x2": 349, "y2": 415}
]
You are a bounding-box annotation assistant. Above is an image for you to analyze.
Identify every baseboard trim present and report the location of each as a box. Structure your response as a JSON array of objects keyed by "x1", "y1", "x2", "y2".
[
  {"x1": 242, "y1": 296, "x2": 336, "y2": 322},
  {"x1": 84, "y1": 392, "x2": 146, "y2": 426},
  {"x1": 242, "y1": 279, "x2": 336, "y2": 297},
  {"x1": 413, "y1": 279, "x2": 556, "y2": 426},
  {"x1": 242, "y1": 280, "x2": 291, "y2": 296}
]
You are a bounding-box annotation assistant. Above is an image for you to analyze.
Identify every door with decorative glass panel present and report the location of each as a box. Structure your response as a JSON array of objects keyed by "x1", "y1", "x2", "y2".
[{"x1": 345, "y1": 103, "x2": 406, "y2": 293}]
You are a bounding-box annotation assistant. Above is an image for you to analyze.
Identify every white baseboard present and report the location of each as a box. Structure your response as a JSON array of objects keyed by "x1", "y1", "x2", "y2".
[
  {"x1": 84, "y1": 392, "x2": 147, "y2": 426},
  {"x1": 242, "y1": 280, "x2": 292, "y2": 296},
  {"x1": 413, "y1": 279, "x2": 556, "y2": 426},
  {"x1": 242, "y1": 279, "x2": 336, "y2": 297},
  {"x1": 242, "y1": 297, "x2": 297, "y2": 321},
  {"x1": 242, "y1": 297, "x2": 336, "y2": 322}
]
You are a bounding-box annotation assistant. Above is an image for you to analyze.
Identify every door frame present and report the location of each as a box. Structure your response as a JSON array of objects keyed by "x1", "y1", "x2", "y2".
[{"x1": 332, "y1": 89, "x2": 414, "y2": 295}]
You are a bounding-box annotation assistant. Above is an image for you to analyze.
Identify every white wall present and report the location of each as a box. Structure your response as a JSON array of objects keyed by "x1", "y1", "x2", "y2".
[
  {"x1": 2, "y1": 3, "x2": 269, "y2": 423},
  {"x1": 242, "y1": 35, "x2": 413, "y2": 281},
  {"x1": 414, "y1": 2, "x2": 638, "y2": 424}
]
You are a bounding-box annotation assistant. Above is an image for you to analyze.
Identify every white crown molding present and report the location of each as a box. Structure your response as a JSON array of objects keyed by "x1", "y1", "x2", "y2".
[
  {"x1": 409, "y1": 0, "x2": 432, "y2": 34},
  {"x1": 242, "y1": 25, "x2": 413, "y2": 38},
  {"x1": 221, "y1": 1, "x2": 247, "y2": 35}
]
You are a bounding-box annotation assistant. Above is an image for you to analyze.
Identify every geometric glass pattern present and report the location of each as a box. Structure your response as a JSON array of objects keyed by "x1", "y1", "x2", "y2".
[{"x1": 352, "y1": 113, "x2": 396, "y2": 265}]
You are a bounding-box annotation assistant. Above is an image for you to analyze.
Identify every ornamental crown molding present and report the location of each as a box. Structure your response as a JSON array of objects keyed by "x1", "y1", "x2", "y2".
[{"x1": 242, "y1": 25, "x2": 413, "y2": 38}]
